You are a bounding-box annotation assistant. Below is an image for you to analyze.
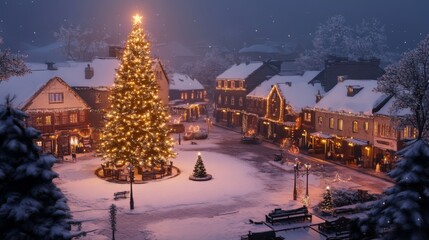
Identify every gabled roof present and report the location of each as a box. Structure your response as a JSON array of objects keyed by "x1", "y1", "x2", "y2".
[
  {"x1": 21, "y1": 77, "x2": 90, "y2": 111},
  {"x1": 217, "y1": 62, "x2": 264, "y2": 80},
  {"x1": 314, "y1": 79, "x2": 388, "y2": 115},
  {"x1": 275, "y1": 75, "x2": 325, "y2": 111},
  {"x1": 248, "y1": 71, "x2": 320, "y2": 99},
  {"x1": 0, "y1": 58, "x2": 118, "y2": 108},
  {"x1": 169, "y1": 73, "x2": 204, "y2": 91},
  {"x1": 0, "y1": 58, "x2": 167, "y2": 109}
]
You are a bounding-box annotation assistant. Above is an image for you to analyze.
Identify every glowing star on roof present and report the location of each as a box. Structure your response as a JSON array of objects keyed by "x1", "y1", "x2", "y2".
[{"x1": 133, "y1": 14, "x2": 142, "y2": 25}]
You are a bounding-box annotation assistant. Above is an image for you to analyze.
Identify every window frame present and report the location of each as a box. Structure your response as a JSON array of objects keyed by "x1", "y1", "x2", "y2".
[
  {"x1": 338, "y1": 119, "x2": 343, "y2": 131},
  {"x1": 329, "y1": 118, "x2": 334, "y2": 129},
  {"x1": 48, "y1": 92, "x2": 64, "y2": 104}
]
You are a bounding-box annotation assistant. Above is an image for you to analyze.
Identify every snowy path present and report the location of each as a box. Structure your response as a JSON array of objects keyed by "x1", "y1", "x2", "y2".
[{"x1": 53, "y1": 121, "x2": 392, "y2": 240}]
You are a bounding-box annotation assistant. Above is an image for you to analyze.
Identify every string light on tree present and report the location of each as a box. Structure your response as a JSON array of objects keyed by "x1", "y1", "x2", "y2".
[{"x1": 100, "y1": 14, "x2": 175, "y2": 168}]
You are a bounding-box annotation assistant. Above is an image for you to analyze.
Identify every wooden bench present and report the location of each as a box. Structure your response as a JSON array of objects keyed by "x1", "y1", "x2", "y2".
[
  {"x1": 265, "y1": 206, "x2": 312, "y2": 225},
  {"x1": 113, "y1": 191, "x2": 129, "y2": 200},
  {"x1": 332, "y1": 207, "x2": 359, "y2": 217},
  {"x1": 241, "y1": 230, "x2": 284, "y2": 240},
  {"x1": 318, "y1": 216, "x2": 350, "y2": 236}
]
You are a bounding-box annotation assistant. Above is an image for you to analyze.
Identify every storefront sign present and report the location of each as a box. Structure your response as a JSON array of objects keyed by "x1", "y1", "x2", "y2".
[
  {"x1": 170, "y1": 124, "x2": 185, "y2": 133},
  {"x1": 374, "y1": 137, "x2": 397, "y2": 151}
]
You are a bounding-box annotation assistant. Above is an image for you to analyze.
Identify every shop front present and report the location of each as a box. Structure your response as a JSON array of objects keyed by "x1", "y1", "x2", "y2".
[
  {"x1": 373, "y1": 137, "x2": 398, "y2": 172},
  {"x1": 309, "y1": 131, "x2": 333, "y2": 155},
  {"x1": 343, "y1": 138, "x2": 372, "y2": 168}
]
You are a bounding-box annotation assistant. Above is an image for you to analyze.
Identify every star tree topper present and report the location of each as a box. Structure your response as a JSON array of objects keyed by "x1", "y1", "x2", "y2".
[{"x1": 133, "y1": 14, "x2": 142, "y2": 25}]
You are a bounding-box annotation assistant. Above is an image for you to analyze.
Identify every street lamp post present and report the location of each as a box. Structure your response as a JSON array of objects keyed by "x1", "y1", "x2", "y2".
[
  {"x1": 127, "y1": 163, "x2": 135, "y2": 210},
  {"x1": 304, "y1": 163, "x2": 311, "y2": 198},
  {"x1": 293, "y1": 164, "x2": 298, "y2": 200}
]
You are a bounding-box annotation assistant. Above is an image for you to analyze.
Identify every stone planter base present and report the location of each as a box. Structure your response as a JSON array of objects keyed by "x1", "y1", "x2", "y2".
[{"x1": 189, "y1": 174, "x2": 212, "y2": 181}]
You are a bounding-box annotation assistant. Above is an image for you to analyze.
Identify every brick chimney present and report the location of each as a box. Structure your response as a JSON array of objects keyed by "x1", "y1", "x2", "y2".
[
  {"x1": 46, "y1": 62, "x2": 57, "y2": 70},
  {"x1": 315, "y1": 90, "x2": 323, "y2": 103},
  {"x1": 85, "y1": 64, "x2": 94, "y2": 79}
]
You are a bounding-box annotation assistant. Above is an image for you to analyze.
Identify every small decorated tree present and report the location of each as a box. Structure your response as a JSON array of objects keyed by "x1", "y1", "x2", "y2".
[
  {"x1": 190, "y1": 152, "x2": 212, "y2": 181},
  {"x1": 319, "y1": 186, "x2": 334, "y2": 212},
  {"x1": 193, "y1": 152, "x2": 207, "y2": 178}
]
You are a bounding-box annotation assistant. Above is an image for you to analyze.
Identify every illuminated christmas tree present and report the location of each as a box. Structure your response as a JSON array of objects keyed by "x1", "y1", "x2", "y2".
[
  {"x1": 319, "y1": 186, "x2": 334, "y2": 212},
  {"x1": 100, "y1": 15, "x2": 175, "y2": 167},
  {"x1": 192, "y1": 153, "x2": 207, "y2": 178}
]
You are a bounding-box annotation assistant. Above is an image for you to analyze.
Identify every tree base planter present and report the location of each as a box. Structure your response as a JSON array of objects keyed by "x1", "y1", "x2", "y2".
[{"x1": 189, "y1": 174, "x2": 212, "y2": 181}]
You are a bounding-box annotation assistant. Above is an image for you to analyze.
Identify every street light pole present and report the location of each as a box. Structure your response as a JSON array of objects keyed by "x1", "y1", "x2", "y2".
[
  {"x1": 304, "y1": 163, "x2": 311, "y2": 198},
  {"x1": 293, "y1": 164, "x2": 298, "y2": 200},
  {"x1": 128, "y1": 163, "x2": 134, "y2": 210}
]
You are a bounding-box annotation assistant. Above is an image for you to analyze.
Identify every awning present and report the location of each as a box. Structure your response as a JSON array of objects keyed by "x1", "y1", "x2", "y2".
[
  {"x1": 345, "y1": 138, "x2": 369, "y2": 146},
  {"x1": 310, "y1": 132, "x2": 334, "y2": 139}
]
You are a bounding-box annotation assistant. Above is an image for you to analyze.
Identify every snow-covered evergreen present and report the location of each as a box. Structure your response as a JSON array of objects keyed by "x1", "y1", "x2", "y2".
[
  {"x1": 0, "y1": 99, "x2": 75, "y2": 240},
  {"x1": 354, "y1": 140, "x2": 429, "y2": 239}
]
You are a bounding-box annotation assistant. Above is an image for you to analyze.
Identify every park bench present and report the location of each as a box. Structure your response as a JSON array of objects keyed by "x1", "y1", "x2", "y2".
[
  {"x1": 318, "y1": 216, "x2": 351, "y2": 237},
  {"x1": 241, "y1": 230, "x2": 284, "y2": 240},
  {"x1": 113, "y1": 191, "x2": 129, "y2": 200},
  {"x1": 332, "y1": 207, "x2": 359, "y2": 217},
  {"x1": 265, "y1": 206, "x2": 312, "y2": 225}
]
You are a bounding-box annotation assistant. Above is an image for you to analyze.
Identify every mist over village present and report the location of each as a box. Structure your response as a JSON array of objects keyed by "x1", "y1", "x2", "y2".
[{"x1": 1, "y1": 1, "x2": 429, "y2": 239}]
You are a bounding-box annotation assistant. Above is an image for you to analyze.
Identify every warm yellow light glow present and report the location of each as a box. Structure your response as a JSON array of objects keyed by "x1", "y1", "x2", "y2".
[
  {"x1": 198, "y1": 152, "x2": 201, "y2": 156},
  {"x1": 133, "y1": 14, "x2": 143, "y2": 24}
]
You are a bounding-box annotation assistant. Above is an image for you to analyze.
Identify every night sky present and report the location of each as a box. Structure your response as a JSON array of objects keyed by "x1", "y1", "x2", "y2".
[{"x1": 1, "y1": 0, "x2": 429, "y2": 53}]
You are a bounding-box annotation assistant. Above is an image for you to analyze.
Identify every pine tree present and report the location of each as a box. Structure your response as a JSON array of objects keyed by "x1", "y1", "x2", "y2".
[
  {"x1": 0, "y1": 99, "x2": 74, "y2": 240},
  {"x1": 193, "y1": 153, "x2": 207, "y2": 178},
  {"x1": 319, "y1": 186, "x2": 334, "y2": 212},
  {"x1": 356, "y1": 140, "x2": 429, "y2": 239},
  {"x1": 100, "y1": 15, "x2": 175, "y2": 167}
]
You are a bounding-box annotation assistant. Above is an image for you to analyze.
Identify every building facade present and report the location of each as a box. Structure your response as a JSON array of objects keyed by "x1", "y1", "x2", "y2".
[
  {"x1": 168, "y1": 73, "x2": 207, "y2": 122},
  {"x1": 214, "y1": 61, "x2": 281, "y2": 130}
]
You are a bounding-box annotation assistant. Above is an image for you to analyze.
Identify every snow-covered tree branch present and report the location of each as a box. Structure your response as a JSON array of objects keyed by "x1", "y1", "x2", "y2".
[
  {"x1": 297, "y1": 15, "x2": 390, "y2": 70},
  {"x1": 0, "y1": 36, "x2": 30, "y2": 81},
  {"x1": 54, "y1": 25, "x2": 109, "y2": 61},
  {"x1": 375, "y1": 34, "x2": 429, "y2": 139}
]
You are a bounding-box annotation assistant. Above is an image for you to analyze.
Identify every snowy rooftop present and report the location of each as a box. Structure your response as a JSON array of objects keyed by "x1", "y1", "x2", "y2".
[
  {"x1": 216, "y1": 62, "x2": 264, "y2": 80},
  {"x1": 0, "y1": 58, "x2": 119, "y2": 108},
  {"x1": 375, "y1": 96, "x2": 411, "y2": 116},
  {"x1": 314, "y1": 79, "x2": 387, "y2": 115},
  {"x1": 248, "y1": 71, "x2": 320, "y2": 99},
  {"x1": 169, "y1": 73, "x2": 204, "y2": 91}
]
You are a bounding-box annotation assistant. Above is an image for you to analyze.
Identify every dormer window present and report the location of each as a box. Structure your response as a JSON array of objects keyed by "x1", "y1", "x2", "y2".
[{"x1": 347, "y1": 85, "x2": 363, "y2": 97}]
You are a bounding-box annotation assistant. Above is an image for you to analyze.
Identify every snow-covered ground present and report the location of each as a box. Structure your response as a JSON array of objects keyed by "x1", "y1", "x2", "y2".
[{"x1": 53, "y1": 121, "x2": 391, "y2": 240}]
